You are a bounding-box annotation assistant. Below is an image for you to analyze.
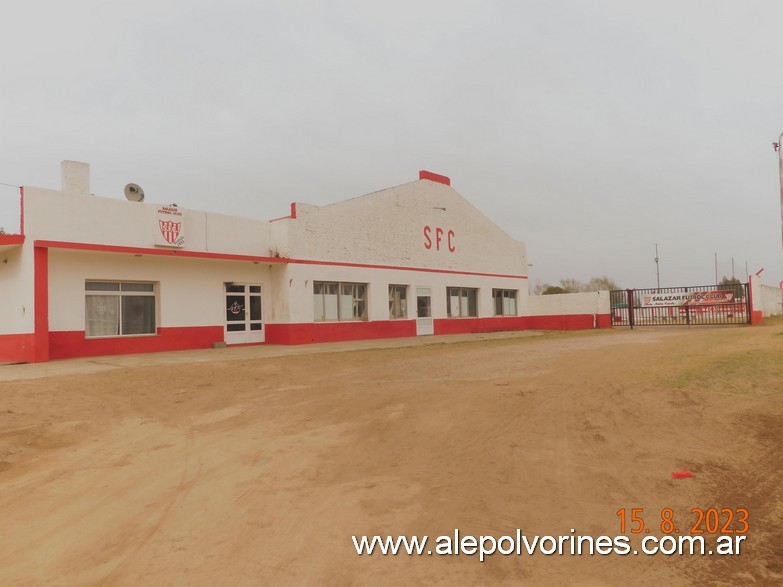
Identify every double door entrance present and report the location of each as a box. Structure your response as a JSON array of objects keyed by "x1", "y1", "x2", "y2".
[{"x1": 224, "y1": 283, "x2": 264, "y2": 344}]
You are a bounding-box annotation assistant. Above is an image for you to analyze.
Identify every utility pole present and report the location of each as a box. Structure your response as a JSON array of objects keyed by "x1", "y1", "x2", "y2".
[
  {"x1": 655, "y1": 243, "x2": 660, "y2": 290},
  {"x1": 774, "y1": 134, "x2": 783, "y2": 253},
  {"x1": 731, "y1": 257, "x2": 735, "y2": 280},
  {"x1": 745, "y1": 260, "x2": 748, "y2": 282},
  {"x1": 714, "y1": 252, "x2": 718, "y2": 285}
]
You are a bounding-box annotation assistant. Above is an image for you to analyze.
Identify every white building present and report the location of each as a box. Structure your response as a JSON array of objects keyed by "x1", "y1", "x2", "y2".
[{"x1": 0, "y1": 162, "x2": 609, "y2": 363}]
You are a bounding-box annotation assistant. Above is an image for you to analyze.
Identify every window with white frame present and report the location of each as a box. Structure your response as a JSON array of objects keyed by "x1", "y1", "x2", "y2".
[
  {"x1": 314, "y1": 281, "x2": 368, "y2": 321},
  {"x1": 85, "y1": 281, "x2": 157, "y2": 337},
  {"x1": 493, "y1": 289, "x2": 518, "y2": 316},
  {"x1": 388, "y1": 284, "x2": 408, "y2": 319},
  {"x1": 446, "y1": 287, "x2": 478, "y2": 318}
]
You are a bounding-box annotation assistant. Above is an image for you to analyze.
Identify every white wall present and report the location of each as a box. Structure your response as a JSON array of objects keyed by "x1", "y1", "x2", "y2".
[
  {"x1": 277, "y1": 179, "x2": 527, "y2": 277},
  {"x1": 282, "y1": 263, "x2": 528, "y2": 323},
  {"x1": 47, "y1": 250, "x2": 276, "y2": 332},
  {"x1": 758, "y1": 284, "x2": 783, "y2": 317},
  {"x1": 23, "y1": 187, "x2": 272, "y2": 256},
  {"x1": 14, "y1": 166, "x2": 533, "y2": 339},
  {"x1": 527, "y1": 291, "x2": 610, "y2": 317},
  {"x1": 0, "y1": 246, "x2": 34, "y2": 334}
]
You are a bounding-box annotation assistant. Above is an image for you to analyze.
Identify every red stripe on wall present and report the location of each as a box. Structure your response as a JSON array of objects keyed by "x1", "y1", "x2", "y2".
[
  {"x1": 35, "y1": 240, "x2": 283, "y2": 264},
  {"x1": 269, "y1": 314, "x2": 611, "y2": 345},
  {"x1": 35, "y1": 240, "x2": 527, "y2": 280},
  {"x1": 0, "y1": 235, "x2": 24, "y2": 246},
  {"x1": 33, "y1": 247, "x2": 49, "y2": 363},
  {"x1": 286, "y1": 258, "x2": 527, "y2": 279},
  {"x1": 433, "y1": 316, "x2": 528, "y2": 335},
  {"x1": 434, "y1": 314, "x2": 611, "y2": 334},
  {"x1": 0, "y1": 333, "x2": 36, "y2": 364},
  {"x1": 266, "y1": 320, "x2": 417, "y2": 345},
  {"x1": 49, "y1": 326, "x2": 225, "y2": 360},
  {"x1": 41, "y1": 314, "x2": 612, "y2": 361},
  {"x1": 527, "y1": 314, "x2": 609, "y2": 330}
]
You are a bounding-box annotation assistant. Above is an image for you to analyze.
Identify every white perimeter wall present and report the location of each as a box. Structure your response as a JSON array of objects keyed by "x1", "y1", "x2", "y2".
[
  {"x1": 527, "y1": 291, "x2": 611, "y2": 316},
  {"x1": 48, "y1": 250, "x2": 280, "y2": 332},
  {"x1": 758, "y1": 284, "x2": 783, "y2": 317}
]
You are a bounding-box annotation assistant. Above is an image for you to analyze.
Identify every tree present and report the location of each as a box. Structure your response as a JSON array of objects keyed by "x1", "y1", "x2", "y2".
[
  {"x1": 559, "y1": 278, "x2": 582, "y2": 293},
  {"x1": 718, "y1": 276, "x2": 744, "y2": 299},
  {"x1": 542, "y1": 285, "x2": 568, "y2": 295},
  {"x1": 585, "y1": 276, "x2": 620, "y2": 291},
  {"x1": 535, "y1": 276, "x2": 621, "y2": 295}
]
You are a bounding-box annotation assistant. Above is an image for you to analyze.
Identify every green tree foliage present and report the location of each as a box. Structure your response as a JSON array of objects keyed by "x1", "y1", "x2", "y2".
[
  {"x1": 718, "y1": 276, "x2": 744, "y2": 299},
  {"x1": 536, "y1": 276, "x2": 620, "y2": 295},
  {"x1": 542, "y1": 285, "x2": 568, "y2": 295}
]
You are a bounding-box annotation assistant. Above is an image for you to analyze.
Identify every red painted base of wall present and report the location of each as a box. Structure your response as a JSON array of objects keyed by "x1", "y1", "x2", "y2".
[
  {"x1": 13, "y1": 314, "x2": 613, "y2": 363},
  {"x1": 267, "y1": 314, "x2": 612, "y2": 345},
  {"x1": 49, "y1": 326, "x2": 224, "y2": 360},
  {"x1": 0, "y1": 333, "x2": 37, "y2": 364},
  {"x1": 527, "y1": 313, "x2": 612, "y2": 330},
  {"x1": 433, "y1": 316, "x2": 527, "y2": 335},
  {"x1": 433, "y1": 314, "x2": 611, "y2": 334},
  {"x1": 266, "y1": 320, "x2": 417, "y2": 345},
  {"x1": 751, "y1": 311, "x2": 763, "y2": 325}
]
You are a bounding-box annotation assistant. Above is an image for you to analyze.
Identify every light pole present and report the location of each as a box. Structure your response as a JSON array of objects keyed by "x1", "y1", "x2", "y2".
[
  {"x1": 654, "y1": 243, "x2": 660, "y2": 290},
  {"x1": 714, "y1": 252, "x2": 718, "y2": 285},
  {"x1": 774, "y1": 133, "x2": 783, "y2": 252}
]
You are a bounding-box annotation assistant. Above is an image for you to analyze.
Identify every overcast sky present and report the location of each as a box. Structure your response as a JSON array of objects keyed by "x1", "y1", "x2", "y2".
[{"x1": 2, "y1": 0, "x2": 782, "y2": 289}]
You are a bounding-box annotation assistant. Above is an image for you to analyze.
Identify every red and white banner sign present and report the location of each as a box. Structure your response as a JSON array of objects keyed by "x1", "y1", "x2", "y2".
[
  {"x1": 155, "y1": 206, "x2": 185, "y2": 248},
  {"x1": 641, "y1": 290, "x2": 736, "y2": 307}
]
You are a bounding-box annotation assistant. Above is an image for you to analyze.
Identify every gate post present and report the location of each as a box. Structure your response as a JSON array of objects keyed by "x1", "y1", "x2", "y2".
[{"x1": 626, "y1": 289, "x2": 635, "y2": 329}]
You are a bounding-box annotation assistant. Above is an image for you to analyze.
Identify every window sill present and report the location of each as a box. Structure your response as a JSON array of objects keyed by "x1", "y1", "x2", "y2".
[{"x1": 85, "y1": 332, "x2": 159, "y2": 339}]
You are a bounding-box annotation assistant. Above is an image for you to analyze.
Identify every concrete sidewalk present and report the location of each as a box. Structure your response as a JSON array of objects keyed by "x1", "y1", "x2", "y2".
[{"x1": 0, "y1": 330, "x2": 546, "y2": 382}]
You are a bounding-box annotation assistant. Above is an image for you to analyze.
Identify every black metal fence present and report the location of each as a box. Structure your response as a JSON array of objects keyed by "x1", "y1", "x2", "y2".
[{"x1": 610, "y1": 284, "x2": 750, "y2": 327}]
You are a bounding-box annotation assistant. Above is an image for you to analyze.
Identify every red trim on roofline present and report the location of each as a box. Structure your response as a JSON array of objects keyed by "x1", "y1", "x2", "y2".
[
  {"x1": 269, "y1": 202, "x2": 298, "y2": 222},
  {"x1": 0, "y1": 235, "x2": 24, "y2": 246},
  {"x1": 286, "y1": 258, "x2": 527, "y2": 279},
  {"x1": 33, "y1": 240, "x2": 528, "y2": 279},
  {"x1": 419, "y1": 170, "x2": 451, "y2": 186},
  {"x1": 34, "y1": 240, "x2": 285, "y2": 264}
]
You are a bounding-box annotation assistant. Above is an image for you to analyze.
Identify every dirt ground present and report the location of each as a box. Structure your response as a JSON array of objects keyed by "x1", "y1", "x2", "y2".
[{"x1": 1, "y1": 321, "x2": 782, "y2": 586}]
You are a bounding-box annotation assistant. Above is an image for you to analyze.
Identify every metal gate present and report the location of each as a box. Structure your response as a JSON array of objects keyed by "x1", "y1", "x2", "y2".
[{"x1": 610, "y1": 283, "x2": 751, "y2": 327}]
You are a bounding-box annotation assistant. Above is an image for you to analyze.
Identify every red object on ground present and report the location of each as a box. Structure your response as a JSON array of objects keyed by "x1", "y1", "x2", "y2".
[{"x1": 672, "y1": 470, "x2": 694, "y2": 479}]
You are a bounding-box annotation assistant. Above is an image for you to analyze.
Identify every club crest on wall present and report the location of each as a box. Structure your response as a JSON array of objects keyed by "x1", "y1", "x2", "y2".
[{"x1": 154, "y1": 206, "x2": 185, "y2": 248}]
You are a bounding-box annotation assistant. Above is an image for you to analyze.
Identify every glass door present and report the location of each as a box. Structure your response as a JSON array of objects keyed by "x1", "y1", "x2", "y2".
[
  {"x1": 416, "y1": 287, "x2": 434, "y2": 336},
  {"x1": 225, "y1": 283, "x2": 264, "y2": 344}
]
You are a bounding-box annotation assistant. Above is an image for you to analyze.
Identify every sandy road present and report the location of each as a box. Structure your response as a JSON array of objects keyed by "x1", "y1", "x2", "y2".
[{"x1": 1, "y1": 324, "x2": 782, "y2": 586}]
